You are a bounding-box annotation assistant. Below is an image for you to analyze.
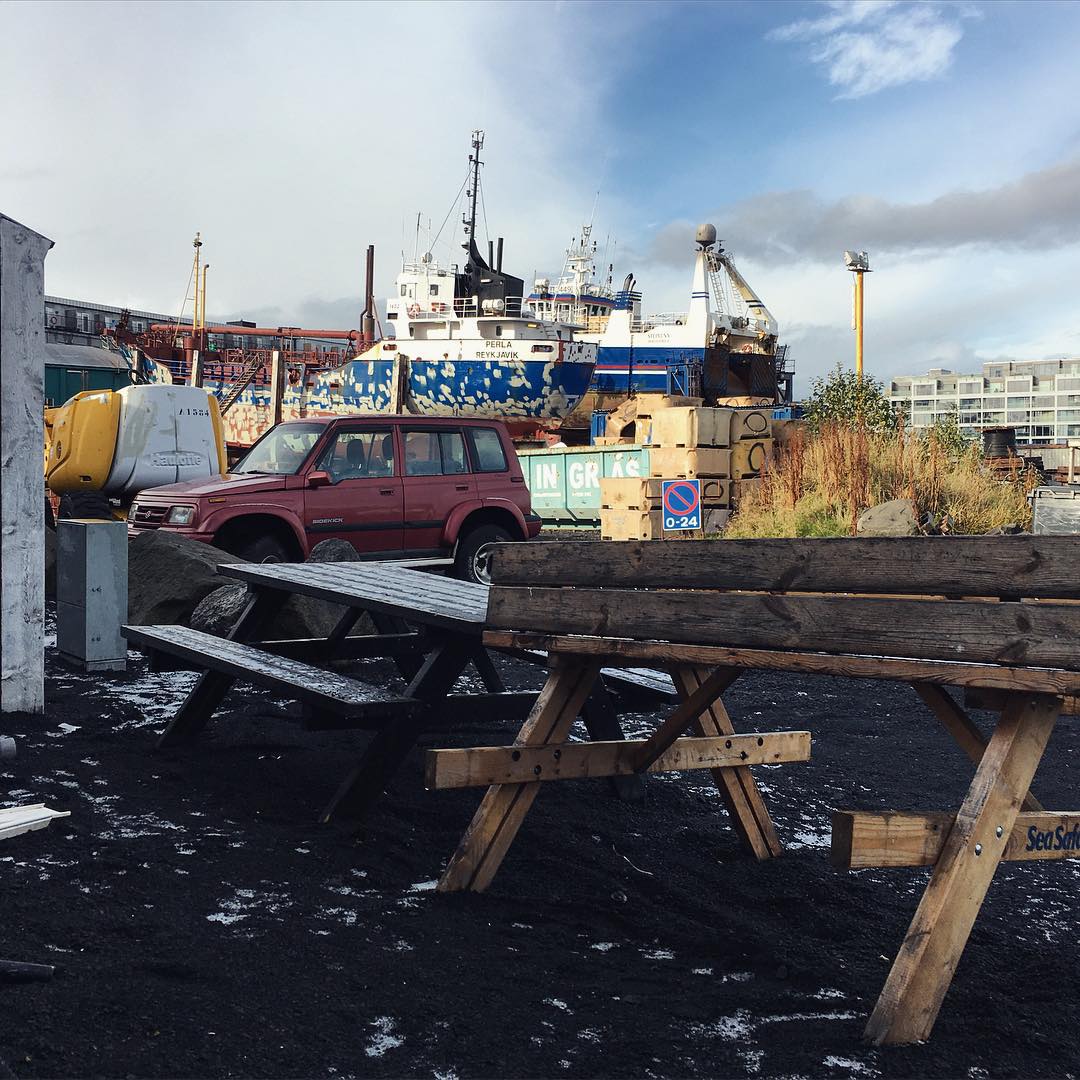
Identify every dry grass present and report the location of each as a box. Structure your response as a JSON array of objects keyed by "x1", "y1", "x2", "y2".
[{"x1": 726, "y1": 421, "x2": 1038, "y2": 538}]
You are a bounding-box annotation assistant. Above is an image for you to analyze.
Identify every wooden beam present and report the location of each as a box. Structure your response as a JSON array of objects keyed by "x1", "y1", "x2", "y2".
[
  {"x1": 437, "y1": 657, "x2": 601, "y2": 893},
  {"x1": 864, "y1": 691, "x2": 1061, "y2": 1046},
  {"x1": 487, "y1": 587, "x2": 1080, "y2": 671},
  {"x1": 487, "y1": 536, "x2": 1080, "y2": 599},
  {"x1": 967, "y1": 685, "x2": 1080, "y2": 716},
  {"x1": 482, "y1": 630, "x2": 1080, "y2": 696},
  {"x1": 914, "y1": 684, "x2": 1043, "y2": 812},
  {"x1": 833, "y1": 809, "x2": 1080, "y2": 868},
  {"x1": 427, "y1": 731, "x2": 810, "y2": 789},
  {"x1": 632, "y1": 666, "x2": 741, "y2": 771},
  {"x1": 672, "y1": 665, "x2": 784, "y2": 860}
]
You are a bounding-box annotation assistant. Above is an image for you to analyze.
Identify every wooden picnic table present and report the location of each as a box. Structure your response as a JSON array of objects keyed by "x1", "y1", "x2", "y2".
[
  {"x1": 124, "y1": 561, "x2": 648, "y2": 823},
  {"x1": 427, "y1": 536, "x2": 1080, "y2": 1046}
]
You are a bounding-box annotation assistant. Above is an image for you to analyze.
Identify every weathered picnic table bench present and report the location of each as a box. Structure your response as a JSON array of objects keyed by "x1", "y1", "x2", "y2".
[
  {"x1": 123, "y1": 561, "x2": 650, "y2": 822},
  {"x1": 427, "y1": 536, "x2": 1080, "y2": 1045}
]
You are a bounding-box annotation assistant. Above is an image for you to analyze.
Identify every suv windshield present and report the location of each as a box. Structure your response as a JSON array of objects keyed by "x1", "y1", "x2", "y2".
[{"x1": 233, "y1": 423, "x2": 325, "y2": 475}]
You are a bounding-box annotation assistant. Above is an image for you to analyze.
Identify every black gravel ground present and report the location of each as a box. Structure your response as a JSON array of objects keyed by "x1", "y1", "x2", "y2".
[{"x1": 2, "y1": 607, "x2": 1079, "y2": 1079}]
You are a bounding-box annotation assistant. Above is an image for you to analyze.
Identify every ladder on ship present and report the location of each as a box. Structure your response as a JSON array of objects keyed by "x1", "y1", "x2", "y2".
[
  {"x1": 218, "y1": 355, "x2": 264, "y2": 415},
  {"x1": 706, "y1": 253, "x2": 730, "y2": 316}
]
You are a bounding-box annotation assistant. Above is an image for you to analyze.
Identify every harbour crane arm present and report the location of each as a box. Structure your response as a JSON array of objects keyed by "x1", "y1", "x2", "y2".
[{"x1": 715, "y1": 251, "x2": 778, "y2": 337}]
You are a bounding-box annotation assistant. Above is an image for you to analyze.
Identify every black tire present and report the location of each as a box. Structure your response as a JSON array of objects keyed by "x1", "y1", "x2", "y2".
[
  {"x1": 232, "y1": 533, "x2": 291, "y2": 564},
  {"x1": 455, "y1": 524, "x2": 513, "y2": 585},
  {"x1": 58, "y1": 490, "x2": 113, "y2": 520}
]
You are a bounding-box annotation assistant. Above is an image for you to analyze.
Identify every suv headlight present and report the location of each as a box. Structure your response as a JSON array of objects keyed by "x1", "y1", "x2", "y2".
[{"x1": 167, "y1": 504, "x2": 197, "y2": 525}]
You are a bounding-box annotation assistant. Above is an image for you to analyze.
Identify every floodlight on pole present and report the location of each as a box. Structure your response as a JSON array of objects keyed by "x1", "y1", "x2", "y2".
[{"x1": 844, "y1": 250, "x2": 871, "y2": 380}]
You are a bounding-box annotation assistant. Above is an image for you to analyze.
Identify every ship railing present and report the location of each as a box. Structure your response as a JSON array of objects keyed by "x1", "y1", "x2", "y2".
[
  {"x1": 451, "y1": 297, "x2": 530, "y2": 318},
  {"x1": 631, "y1": 311, "x2": 690, "y2": 331}
]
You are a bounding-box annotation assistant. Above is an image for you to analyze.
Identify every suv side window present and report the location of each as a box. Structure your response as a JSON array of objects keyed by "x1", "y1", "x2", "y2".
[
  {"x1": 466, "y1": 427, "x2": 508, "y2": 473},
  {"x1": 403, "y1": 428, "x2": 467, "y2": 476},
  {"x1": 317, "y1": 428, "x2": 396, "y2": 482}
]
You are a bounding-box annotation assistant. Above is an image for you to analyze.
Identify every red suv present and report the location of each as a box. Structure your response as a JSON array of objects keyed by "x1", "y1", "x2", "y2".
[{"x1": 127, "y1": 416, "x2": 541, "y2": 582}]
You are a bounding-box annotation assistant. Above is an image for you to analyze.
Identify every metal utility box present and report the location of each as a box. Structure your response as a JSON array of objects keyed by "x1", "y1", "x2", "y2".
[
  {"x1": 1031, "y1": 486, "x2": 1080, "y2": 535},
  {"x1": 56, "y1": 519, "x2": 127, "y2": 671}
]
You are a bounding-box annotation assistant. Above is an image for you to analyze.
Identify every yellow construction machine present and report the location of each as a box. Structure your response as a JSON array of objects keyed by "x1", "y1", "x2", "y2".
[{"x1": 45, "y1": 384, "x2": 228, "y2": 520}]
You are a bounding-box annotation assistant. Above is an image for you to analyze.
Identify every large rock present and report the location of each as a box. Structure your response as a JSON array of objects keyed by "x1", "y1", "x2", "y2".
[
  {"x1": 856, "y1": 498, "x2": 919, "y2": 537},
  {"x1": 189, "y1": 537, "x2": 374, "y2": 640},
  {"x1": 128, "y1": 530, "x2": 248, "y2": 625}
]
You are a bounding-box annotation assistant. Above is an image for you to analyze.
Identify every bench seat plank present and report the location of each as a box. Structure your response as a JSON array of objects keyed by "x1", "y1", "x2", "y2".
[
  {"x1": 123, "y1": 625, "x2": 420, "y2": 718},
  {"x1": 489, "y1": 536, "x2": 1080, "y2": 598},
  {"x1": 482, "y1": 630, "x2": 1080, "y2": 694}
]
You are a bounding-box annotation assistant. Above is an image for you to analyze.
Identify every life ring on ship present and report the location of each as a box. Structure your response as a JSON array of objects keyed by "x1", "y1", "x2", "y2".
[
  {"x1": 48, "y1": 316, "x2": 57, "y2": 327},
  {"x1": 740, "y1": 344, "x2": 754, "y2": 353},
  {"x1": 407, "y1": 303, "x2": 420, "y2": 318}
]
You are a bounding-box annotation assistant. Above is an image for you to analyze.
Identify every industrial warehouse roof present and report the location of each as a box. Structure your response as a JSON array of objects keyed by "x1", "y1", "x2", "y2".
[{"x1": 43, "y1": 341, "x2": 131, "y2": 371}]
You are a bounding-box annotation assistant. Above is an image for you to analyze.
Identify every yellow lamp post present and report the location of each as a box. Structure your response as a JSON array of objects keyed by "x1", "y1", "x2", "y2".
[{"x1": 844, "y1": 250, "x2": 871, "y2": 380}]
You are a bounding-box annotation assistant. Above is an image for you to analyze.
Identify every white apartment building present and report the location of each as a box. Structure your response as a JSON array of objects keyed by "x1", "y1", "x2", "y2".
[{"x1": 890, "y1": 359, "x2": 1080, "y2": 445}]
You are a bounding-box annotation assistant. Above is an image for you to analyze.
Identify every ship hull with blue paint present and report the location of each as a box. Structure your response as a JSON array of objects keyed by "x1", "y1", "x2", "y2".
[{"x1": 194, "y1": 338, "x2": 596, "y2": 446}]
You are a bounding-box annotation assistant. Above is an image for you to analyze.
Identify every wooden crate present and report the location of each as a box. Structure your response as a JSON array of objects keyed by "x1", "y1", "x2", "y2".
[
  {"x1": 731, "y1": 476, "x2": 763, "y2": 505},
  {"x1": 648, "y1": 440, "x2": 772, "y2": 480},
  {"x1": 600, "y1": 509, "x2": 665, "y2": 541},
  {"x1": 600, "y1": 507, "x2": 731, "y2": 540},
  {"x1": 600, "y1": 476, "x2": 731, "y2": 511},
  {"x1": 648, "y1": 406, "x2": 772, "y2": 448}
]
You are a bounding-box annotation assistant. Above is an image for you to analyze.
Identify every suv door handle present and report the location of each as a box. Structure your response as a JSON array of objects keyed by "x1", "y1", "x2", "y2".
[
  {"x1": 455, "y1": 484, "x2": 469, "y2": 491},
  {"x1": 379, "y1": 488, "x2": 396, "y2": 495}
]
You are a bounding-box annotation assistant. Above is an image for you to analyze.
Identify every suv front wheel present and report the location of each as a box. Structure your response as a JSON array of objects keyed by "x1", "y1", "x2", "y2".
[{"x1": 455, "y1": 524, "x2": 513, "y2": 585}]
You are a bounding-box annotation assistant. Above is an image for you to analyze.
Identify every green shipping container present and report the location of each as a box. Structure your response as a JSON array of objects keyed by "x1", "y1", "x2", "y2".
[{"x1": 520, "y1": 445, "x2": 651, "y2": 528}]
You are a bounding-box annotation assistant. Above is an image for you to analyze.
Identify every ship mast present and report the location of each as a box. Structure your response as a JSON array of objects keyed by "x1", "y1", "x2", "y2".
[{"x1": 462, "y1": 129, "x2": 484, "y2": 263}]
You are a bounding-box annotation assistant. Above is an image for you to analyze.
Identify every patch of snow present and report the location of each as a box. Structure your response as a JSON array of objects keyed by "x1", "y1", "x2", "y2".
[
  {"x1": 642, "y1": 947, "x2": 675, "y2": 961},
  {"x1": 590, "y1": 942, "x2": 616, "y2": 952},
  {"x1": 544, "y1": 998, "x2": 571, "y2": 1012},
  {"x1": 364, "y1": 1017, "x2": 403, "y2": 1058},
  {"x1": 823, "y1": 1055, "x2": 880, "y2": 1076},
  {"x1": 410, "y1": 879, "x2": 438, "y2": 892}
]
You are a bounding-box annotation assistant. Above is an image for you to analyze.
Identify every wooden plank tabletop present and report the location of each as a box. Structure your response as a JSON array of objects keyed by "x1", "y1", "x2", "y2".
[{"x1": 218, "y1": 563, "x2": 488, "y2": 633}]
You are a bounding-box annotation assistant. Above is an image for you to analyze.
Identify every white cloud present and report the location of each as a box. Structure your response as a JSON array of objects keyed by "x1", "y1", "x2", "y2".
[
  {"x1": 770, "y1": 1, "x2": 972, "y2": 98},
  {"x1": 0, "y1": 0, "x2": 644, "y2": 323}
]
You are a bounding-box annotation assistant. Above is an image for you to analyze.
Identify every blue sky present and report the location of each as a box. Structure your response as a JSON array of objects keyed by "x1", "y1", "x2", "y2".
[{"x1": 3, "y1": 0, "x2": 1079, "y2": 392}]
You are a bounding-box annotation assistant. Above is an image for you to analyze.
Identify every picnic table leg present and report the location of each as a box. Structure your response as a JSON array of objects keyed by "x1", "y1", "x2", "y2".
[
  {"x1": 370, "y1": 611, "x2": 424, "y2": 680},
  {"x1": 581, "y1": 679, "x2": 646, "y2": 802},
  {"x1": 864, "y1": 691, "x2": 1061, "y2": 1045},
  {"x1": 913, "y1": 683, "x2": 1044, "y2": 812},
  {"x1": 438, "y1": 656, "x2": 602, "y2": 893},
  {"x1": 670, "y1": 665, "x2": 783, "y2": 860},
  {"x1": 157, "y1": 587, "x2": 288, "y2": 749},
  {"x1": 321, "y1": 638, "x2": 474, "y2": 823},
  {"x1": 469, "y1": 646, "x2": 506, "y2": 693}
]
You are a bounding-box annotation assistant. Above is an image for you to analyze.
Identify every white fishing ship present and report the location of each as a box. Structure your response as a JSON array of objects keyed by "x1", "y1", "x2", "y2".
[{"x1": 530, "y1": 223, "x2": 794, "y2": 433}]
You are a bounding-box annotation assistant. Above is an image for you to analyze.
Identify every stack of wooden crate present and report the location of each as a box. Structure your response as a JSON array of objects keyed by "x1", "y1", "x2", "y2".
[{"x1": 599, "y1": 406, "x2": 773, "y2": 540}]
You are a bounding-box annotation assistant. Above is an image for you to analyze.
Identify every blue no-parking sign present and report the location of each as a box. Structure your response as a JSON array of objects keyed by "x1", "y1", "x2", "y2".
[{"x1": 661, "y1": 479, "x2": 701, "y2": 532}]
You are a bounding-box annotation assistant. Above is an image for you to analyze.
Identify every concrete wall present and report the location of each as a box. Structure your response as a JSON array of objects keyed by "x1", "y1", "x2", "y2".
[{"x1": 1, "y1": 214, "x2": 53, "y2": 714}]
